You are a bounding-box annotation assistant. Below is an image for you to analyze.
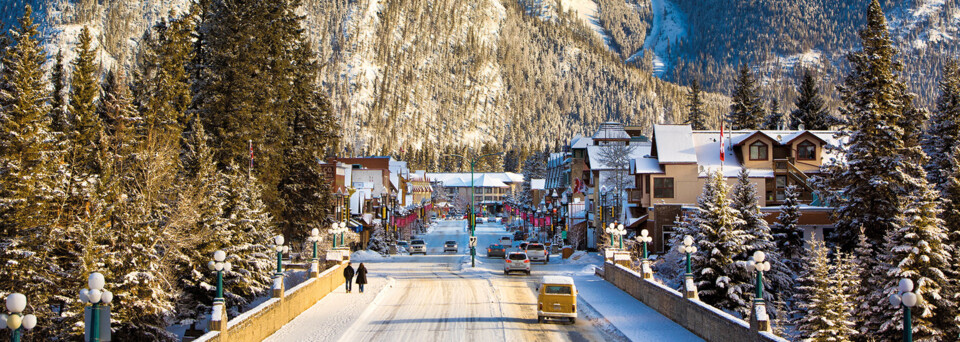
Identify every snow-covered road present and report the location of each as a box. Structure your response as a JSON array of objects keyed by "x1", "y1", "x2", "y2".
[{"x1": 266, "y1": 220, "x2": 702, "y2": 341}]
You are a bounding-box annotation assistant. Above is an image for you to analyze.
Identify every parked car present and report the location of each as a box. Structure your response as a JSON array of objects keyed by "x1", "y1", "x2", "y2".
[
  {"x1": 499, "y1": 236, "x2": 513, "y2": 247},
  {"x1": 410, "y1": 239, "x2": 427, "y2": 255},
  {"x1": 525, "y1": 243, "x2": 548, "y2": 263},
  {"x1": 443, "y1": 240, "x2": 458, "y2": 253},
  {"x1": 487, "y1": 244, "x2": 507, "y2": 258},
  {"x1": 504, "y1": 252, "x2": 531, "y2": 275},
  {"x1": 396, "y1": 240, "x2": 410, "y2": 253},
  {"x1": 537, "y1": 276, "x2": 578, "y2": 324}
]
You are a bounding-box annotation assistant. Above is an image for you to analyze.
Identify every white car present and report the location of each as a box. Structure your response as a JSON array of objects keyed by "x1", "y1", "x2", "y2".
[
  {"x1": 443, "y1": 240, "x2": 458, "y2": 253},
  {"x1": 410, "y1": 239, "x2": 427, "y2": 255},
  {"x1": 499, "y1": 236, "x2": 513, "y2": 247},
  {"x1": 504, "y1": 252, "x2": 531, "y2": 275}
]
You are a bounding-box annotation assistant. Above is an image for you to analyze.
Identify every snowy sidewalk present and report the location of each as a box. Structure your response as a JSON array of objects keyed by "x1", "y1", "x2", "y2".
[
  {"x1": 574, "y1": 272, "x2": 703, "y2": 341},
  {"x1": 263, "y1": 274, "x2": 392, "y2": 341}
]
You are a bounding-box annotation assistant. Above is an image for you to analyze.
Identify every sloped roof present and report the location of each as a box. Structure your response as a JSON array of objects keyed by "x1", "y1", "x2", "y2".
[
  {"x1": 586, "y1": 143, "x2": 650, "y2": 170},
  {"x1": 570, "y1": 135, "x2": 593, "y2": 149},
  {"x1": 631, "y1": 157, "x2": 664, "y2": 174},
  {"x1": 592, "y1": 122, "x2": 631, "y2": 140},
  {"x1": 653, "y1": 125, "x2": 698, "y2": 164},
  {"x1": 531, "y1": 179, "x2": 546, "y2": 190}
]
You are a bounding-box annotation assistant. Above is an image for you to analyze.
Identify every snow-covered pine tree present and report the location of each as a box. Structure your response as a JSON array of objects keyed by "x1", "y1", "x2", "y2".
[
  {"x1": 793, "y1": 237, "x2": 835, "y2": 341},
  {"x1": 831, "y1": 0, "x2": 920, "y2": 249},
  {"x1": 672, "y1": 170, "x2": 751, "y2": 316},
  {"x1": 132, "y1": 11, "x2": 195, "y2": 140},
  {"x1": 0, "y1": 6, "x2": 63, "y2": 338},
  {"x1": 174, "y1": 118, "x2": 231, "y2": 327},
  {"x1": 871, "y1": 185, "x2": 954, "y2": 341},
  {"x1": 762, "y1": 99, "x2": 784, "y2": 130},
  {"x1": 68, "y1": 26, "x2": 102, "y2": 173},
  {"x1": 771, "y1": 185, "x2": 804, "y2": 272},
  {"x1": 366, "y1": 223, "x2": 390, "y2": 254},
  {"x1": 731, "y1": 170, "x2": 792, "y2": 307},
  {"x1": 923, "y1": 60, "x2": 960, "y2": 188},
  {"x1": 939, "y1": 146, "x2": 960, "y2": 337},
  {"x1": 222, "y1": 166, "x2": 277, "y2": 315},
  {"x1": 50, "y1": 49, "x2": 69, "y2": 134},
  {"x1": 793, "y1": 237, "x2": 858, "y2": 341},
  {"x1": 790, "y1": 69, "x2": 832, "y2": 130},
  {"x1": 728, "y1": 63, "x2": 765, "y2": 130},
  {"x1": 686, "y1": 79, "x2": 708, "y2": 130}
]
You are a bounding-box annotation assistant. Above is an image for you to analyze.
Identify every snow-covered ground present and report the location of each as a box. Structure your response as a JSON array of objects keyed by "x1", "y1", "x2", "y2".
[
  {"x1": 265, "y1": 219, "x2": 701, "y2": 341},
  {"x1": 629, "y1": 0, "x2": 687, "y2": 76},
  {"x1": 559, "y1": 0, "x2": 616, "y2": 50}
]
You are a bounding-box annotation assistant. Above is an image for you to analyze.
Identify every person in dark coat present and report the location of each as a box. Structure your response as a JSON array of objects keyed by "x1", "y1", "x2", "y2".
[
  {"x1": 343, "y1": 262, "x2": 355, "y2": 292},
  {"x1": 355, "y1": 263, "x2": 368, "y2": 293}
]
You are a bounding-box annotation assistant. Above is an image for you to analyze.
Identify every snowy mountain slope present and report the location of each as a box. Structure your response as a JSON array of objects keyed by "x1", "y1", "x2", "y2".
[
  {"x1": 558, "y1": 0, "x2": 615, "y2": 49},
  {"x1": 627, "y1": 0, "x2": 686, "y2": 76}
]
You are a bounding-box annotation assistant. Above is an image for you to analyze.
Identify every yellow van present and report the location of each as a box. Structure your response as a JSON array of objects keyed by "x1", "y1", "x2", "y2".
[{"x1": 536, "y1": 276, "x2": 578, "y2": 324}]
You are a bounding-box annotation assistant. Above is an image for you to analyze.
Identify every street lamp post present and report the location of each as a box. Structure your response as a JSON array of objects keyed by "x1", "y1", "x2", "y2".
[
  {"x1": 444, "y1": 152, "x2": 503, "y2": 268},
  {"x1": 308, "y1": 228, "x2": 322, "y2": 277},
  {"x1": 746, "y1": 251, "x2": 772, "y2": 332},
  {"x1": 207, "y1": 251, "x2": 232, "y2": 303},
  {"x1": 273, "y1": 235, "x2": 288, "y2": 277},
  {"x1": 339, "y1": 222, "x2": 348, "y2": 247},
  {"x1": 79, "y1": 273, "x2": 113, "y2": 342},
  {"x1": 637, "y1": 229, "x2": 654, "y2": 279},
  {"x1": 678, "y1": 235, "x2": 699, "y2": 299},
  {"x1": 3, "y1": 293, "x2": 37, "y2": 342},
  {"x1": 606, "y1": 223, "x2": 625, "y2": 249},
  {"x1": 329, "y1": 222, "x2": 340, "y2": 248},
  {"x1": 889, "y1": 278, "x2": 919, "y2": 342}
]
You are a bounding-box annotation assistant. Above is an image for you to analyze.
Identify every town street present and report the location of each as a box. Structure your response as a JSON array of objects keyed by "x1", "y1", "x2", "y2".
[{"x1": 266, "y1": 220, "x2": 701, "y2": 342}]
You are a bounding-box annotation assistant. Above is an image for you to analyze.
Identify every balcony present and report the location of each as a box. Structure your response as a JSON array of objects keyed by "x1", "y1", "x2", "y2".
[{"x1": 628, "y1": 189, "x2": 645, "y2": 205}]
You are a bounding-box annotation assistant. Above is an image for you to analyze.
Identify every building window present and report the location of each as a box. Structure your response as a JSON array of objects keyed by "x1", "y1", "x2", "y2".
[
  {"x1": 662, "y1": 225, "x2": 675, "y2": 252},
  {"x1": 653, "y1": 178, "x2": 674, "y2": 198},
  {"x1": 749, "y1": 141, "x2": 768, "y2": 160},
  {"x1": 797, "y1": 141, "x2": 816, "y2": 160}
]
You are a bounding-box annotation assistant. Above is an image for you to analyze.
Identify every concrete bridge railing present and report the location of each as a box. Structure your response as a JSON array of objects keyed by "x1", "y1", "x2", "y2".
[
  {"x1": 600, "y1": 262, "x2": 787, "y2": 342},
  {"x1": 194, "y1": 257, "x2": 348, "y2": 342}
]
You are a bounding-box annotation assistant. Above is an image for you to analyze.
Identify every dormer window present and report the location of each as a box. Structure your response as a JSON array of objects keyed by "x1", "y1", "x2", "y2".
[
  {"x1": 797, "y1": 141, "x2": 816, "y2": 160},
  {"x1": 749, "y1": 141, "x2": 768, "y2": 160}
]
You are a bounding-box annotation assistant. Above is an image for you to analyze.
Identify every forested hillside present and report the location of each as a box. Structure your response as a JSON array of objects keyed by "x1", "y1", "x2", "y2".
[{"x1": 2, "y1": 0, "x2": 728, "y2": 172}]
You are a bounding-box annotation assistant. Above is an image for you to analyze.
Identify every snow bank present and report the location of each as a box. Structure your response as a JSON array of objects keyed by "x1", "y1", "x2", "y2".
[{"x1": 351, "y1": 250, "x2": 387, "y2": 261}]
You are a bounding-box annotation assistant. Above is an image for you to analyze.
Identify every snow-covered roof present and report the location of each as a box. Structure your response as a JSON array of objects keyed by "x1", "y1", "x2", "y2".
[
  {"x1": 592, "y1": 122, "x2": 631, "y2": 140},
  {"x1": 586, "y1": 143, "x2": 650, "y2": 170},
  {"x1": 570, "y1": 135, "x2": 593, "y2": 149},
  {"x1": 692, "y1": 132, "x2": 773, "y2": 178},
  {"x1": 653, "y1": 125, "x2": 698, "y2": 164},
  {"x1": 540, "y1": 276, "x2": 575, "y2": 286},
  {"x1": 471, "y1": 174, "x2": 509, "y2": 188},
  {"x1": 427, "y1": 173, "x2": 524, "y2": 186},
  {"x1": 631, "y1": 157, "x2": 664, "y2": 174},
  {"x1": 531, "y1": 179, "x2": 546, "y2": 190}
]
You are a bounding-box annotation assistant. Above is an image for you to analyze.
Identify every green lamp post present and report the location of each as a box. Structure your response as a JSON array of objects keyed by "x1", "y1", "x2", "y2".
[
  {"x1": 889, "y1": 278, "x2": 919, "y2": 342},
  {"x1": 3, "y1": 293, "x2": 37, "y2": 342},
  {"x1": 79, "y1": 273, "x2": 113, "y2": 342},
  {"x1": 444, "y1": 152, "x2": 503, "y2": 268},
  {"x1": 207, "y1": 250, "x2": 232, "y2": 303}
]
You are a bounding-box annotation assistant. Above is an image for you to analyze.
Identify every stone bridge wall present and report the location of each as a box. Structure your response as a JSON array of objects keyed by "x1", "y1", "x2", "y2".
[
  {"x1": 194, "y1": 261, "x2": 346, "y2": 342},
  {"x1": 601, "y1": 262, "x2": 786, "y2": 342}
]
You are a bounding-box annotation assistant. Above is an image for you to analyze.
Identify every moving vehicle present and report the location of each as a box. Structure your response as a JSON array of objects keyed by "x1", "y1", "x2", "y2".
[
  {"x1": 537, "y1": 276, "x2": 578, "y2": 324},
  {"x1": 410, "y1": 239, "x2": 427, "y2": 255},
  {"x1": 504, "y1": 252, "x2": 531, "y2": 275},
  {"x1": 443, "y1": 240, "x2": 458, "y2": 253},
  {"x1": 524, "y1": 243, "x2": 548, "y2": 263},
  {"x1": 396, "y1": 240, "x2": 410, "y2": 253},
  {"x1": 499, "y1": 236, "x2": 513, "y2": 247},
  {"x1": 486, "y1": 244, "x2": 507, "y2": 258},
  {"x1": 513, "y1": 231, "x2": 525, "y2": 241}
]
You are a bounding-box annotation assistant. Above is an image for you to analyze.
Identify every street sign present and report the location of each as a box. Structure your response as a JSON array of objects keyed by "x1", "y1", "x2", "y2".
[{"x1": 469, "y1": 236, "x2": 477, "y2": 247}]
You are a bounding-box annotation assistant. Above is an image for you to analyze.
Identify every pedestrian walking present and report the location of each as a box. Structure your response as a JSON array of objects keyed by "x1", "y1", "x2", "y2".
[
  {"x1": 343, "y1": 262, "x2": 355, "y2": 292},
  {"x1": 356, "y1": 263, "x2": 368, "y2": 293}
]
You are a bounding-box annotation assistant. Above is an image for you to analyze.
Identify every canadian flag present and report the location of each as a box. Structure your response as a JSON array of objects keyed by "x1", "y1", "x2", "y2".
[{"x1": 720, "y1": 123, "x2": 725, "y2": 162}]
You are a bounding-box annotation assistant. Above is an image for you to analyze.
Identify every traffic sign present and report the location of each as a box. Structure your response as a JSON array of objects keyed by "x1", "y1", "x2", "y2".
[{"x1": 469, "y1": 236, "x2": 477, "y2": 247}]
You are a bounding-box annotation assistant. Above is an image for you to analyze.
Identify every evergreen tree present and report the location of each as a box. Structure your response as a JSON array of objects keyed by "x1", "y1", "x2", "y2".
[
  {"x1": 831, "y1": 0, "x2": 922, "y2": 248},
  {"x1": 727, "y1": 63, "x2": 765, "y2": 130},
  {"x1": 939, "y1": 146, "x2": 960, "y2": 337},
  {"x1": 0, "y1": 7, "x2": 62, "y2": 338},
  {"x1": 50, "y1": 49, "x2": 69, "y2": 134},
  {"x1": 222, "y1": 165, "x2": 276, "y2": 315},
  {"x1": 771, "y1": 185, "x2": 804, "y2": 270},
  {"x1": 133, "y1": 12, "x2": 195, "y2": 140},
  {"x1": 731, "y1": 170, "x2": 791, "y2": 304},
  {"x1": 852, "y1": 228, "x2": 889, "y2": 341},
  {"x1": 762, "y1": 98, "x2": 784, "y2": 130},
  {"x1": 686, "y1": 79, "x2": 707, "y2": 130},
  {"x1": 922, "y1": 60, "x2": 960, "y2": 188},
  {"x1": 790, "y1": 69, "x2": 832, "y2": 130},
  {"x1": 870, "y1": 186, "x2": 954, "y2": 340},
  {"x1": 672, "y1": 171, "x2": 752, "y2": 316},
  {"x1": 793, "y1": 238, "x2": 857, "y2": 341},
  {"x1": 68, "y1": 26, "x2": 103, "y2": 176}
]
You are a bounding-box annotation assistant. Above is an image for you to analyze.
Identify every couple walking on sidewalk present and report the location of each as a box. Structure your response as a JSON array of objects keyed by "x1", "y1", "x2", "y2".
[{"x1": 342, "y1": 262, "x2": 368, "y2": 293}]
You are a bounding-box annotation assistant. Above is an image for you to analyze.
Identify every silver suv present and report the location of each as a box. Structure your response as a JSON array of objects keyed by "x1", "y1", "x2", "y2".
[
  {"x1": 504, "y1": 252, "x2": 531, "y2": 275},
  {"x1": 443, "y1": 240, "x2": 458, "y2": 253},
  {"x1": 410, "y1": 239, "x2": 427, "y2": 255}
]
